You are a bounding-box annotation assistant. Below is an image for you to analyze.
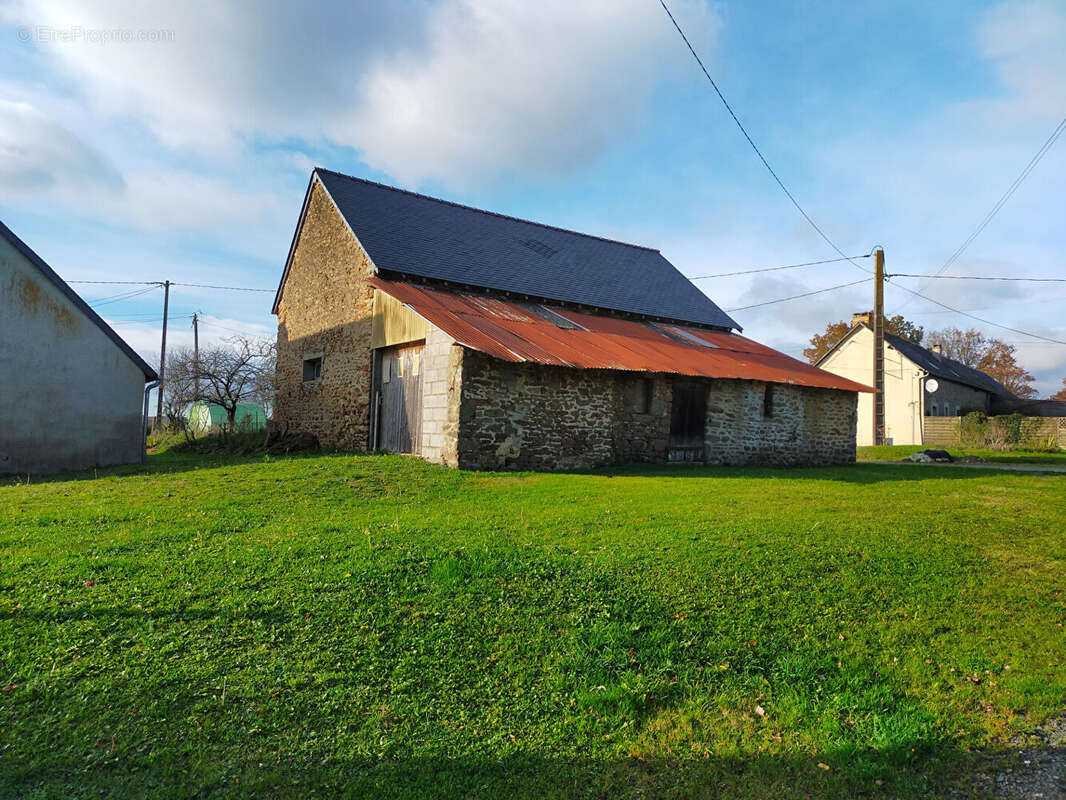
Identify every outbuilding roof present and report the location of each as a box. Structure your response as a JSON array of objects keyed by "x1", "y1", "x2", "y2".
[
  {"x1": 277, "y1": 169, "x2": 739, "y2": 330},
  {"x1": 370, "y1": 277, "x2": 872, "y2": 393},
  {"x1": 0, "y1": 220, "x2": 157, "y2": 381}
]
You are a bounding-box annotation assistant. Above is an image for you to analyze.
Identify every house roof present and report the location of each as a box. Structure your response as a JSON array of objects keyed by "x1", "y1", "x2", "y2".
[
  {"x1": 993, "y1": 398, "x2": 1066, "y2": 417},
  {"x1": 370, "y1": 276, "x2": 872, "y2": 393},
  {"x1": 0, "y1": 220, "x2": 157, "y2": 381},
  {"x1": 816, "y1": 323, "x2": 1013, "y2": 398},
  {"x1": 882, "y1": 331, "x2": 1013, "y2": 397},
  {"x1": 275, "y1": 169, "x2": 739, "y2": 330}
]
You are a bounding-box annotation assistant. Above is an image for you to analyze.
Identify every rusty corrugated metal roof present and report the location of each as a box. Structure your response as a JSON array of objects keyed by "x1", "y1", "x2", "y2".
[{"x1": 369, "y1": 277, "x2": 874, "y2": 393}]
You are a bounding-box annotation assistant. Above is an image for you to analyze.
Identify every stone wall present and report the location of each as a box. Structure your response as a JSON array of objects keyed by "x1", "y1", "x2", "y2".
[
  {"x1": 705, "y1": 379, "x2": 857, "y2": 466},
  {"x1": 455, "y1": 352, "x2": 857, "y2": 470},
  {"x1": 275, "y1": 180, "x2": 376, "y2": 450},
  {"x1": 457, "y1": 354, "x2": 616, "y2": 470}
]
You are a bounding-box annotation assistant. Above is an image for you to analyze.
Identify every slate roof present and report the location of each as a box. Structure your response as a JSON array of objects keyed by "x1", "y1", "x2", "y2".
[
  {"x1": 0, "y1": 220, "x2": 157, "y2": 381},
  {"x1": 282, "y1": 169, "x2": 739, "y2": 330},
  {"x1": 884, "y1": 331, "x2": 1013, "y2": 397}
]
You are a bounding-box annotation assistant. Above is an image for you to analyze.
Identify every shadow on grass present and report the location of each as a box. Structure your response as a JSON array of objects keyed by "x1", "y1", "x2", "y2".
[
  {"x1": 3, "y1": 449, "x2": 1040, "y2": 489},
  {"x1": 0, "y1": 448, "x2": 334, "y2": 487},
  {"x1": 1, "y1": 739, "x2": 1045, "y2": 799},
  {"x1": 585, "y1": 461, "x2": 1025, "y2": 484}
]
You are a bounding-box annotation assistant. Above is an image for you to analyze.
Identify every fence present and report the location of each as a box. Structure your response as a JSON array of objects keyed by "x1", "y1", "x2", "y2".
[{"x1": 922, "y1": 416, "x2": 1066, "y2": 449}]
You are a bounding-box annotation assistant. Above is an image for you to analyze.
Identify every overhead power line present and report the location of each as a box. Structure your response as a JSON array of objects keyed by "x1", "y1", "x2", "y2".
[
  {"x1": 905, "y1": 114, "x2": 1066, "y2": 303},
  {"x1": 87, "y1": 285, "x2": 160, "y2": 307},
  {"x1": 69, "y1": 279, "x2": 273, "y2": 292},
  {"x1": 658, "y1": 0, "x2": 869, "y2": 276},
  {"x1": 68, "y1": 279, "x2": 160, "y2": 286},
  {"x1": 170, "y1": 282, "x2": 275, "y2": 292},
  {"x1": 691, "y1": 253, "x2": 871, "y2": 280},
  {"x1": 886, "y1": 279, "x2": 1066, "y2": 345},
  {"x1": 887, "y1": 273, "x2": 1066, "y2": 283},
  {"x1": 726, "y1": 277, "x2": 871, "y2": 312}
]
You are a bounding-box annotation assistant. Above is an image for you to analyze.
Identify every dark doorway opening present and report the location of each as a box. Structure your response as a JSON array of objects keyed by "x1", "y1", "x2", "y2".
[
  {"x1": 375, "y1": 342, "x2": 425, "y2": 455},
  {"x1": 669, "y1": 380, "x2": 706, "y2": 462}
]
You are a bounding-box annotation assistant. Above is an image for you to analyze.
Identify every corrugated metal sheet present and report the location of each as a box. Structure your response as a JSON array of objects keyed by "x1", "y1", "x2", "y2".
[{"x1": 368, "y1": 277, "x2": 874, "y2": 394}]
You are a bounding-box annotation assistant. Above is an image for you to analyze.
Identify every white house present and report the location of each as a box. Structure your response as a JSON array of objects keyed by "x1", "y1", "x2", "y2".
[
  {"x1": 0, "y1": 221, "x2": 157, "y2": 474},
  {"x1": 816, "y1": 315, "x2": 1014, "y2": 446}
]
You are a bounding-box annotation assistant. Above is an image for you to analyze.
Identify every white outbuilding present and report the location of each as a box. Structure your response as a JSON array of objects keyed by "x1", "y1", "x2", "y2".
[{"x1": 0, "y1": 221, "x2": 157, "y2": 474}]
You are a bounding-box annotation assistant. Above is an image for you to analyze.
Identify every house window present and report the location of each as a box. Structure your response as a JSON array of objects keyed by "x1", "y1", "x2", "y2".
[
  {"x1": 931, "y1": 403, "x2": 938, "y2": 417},
  {"x1": 762, "y1": 384, "x2": 774, "y2": 418},
  {"x1": 302, "y1": 356, "x2": 322, "y2": 382}
]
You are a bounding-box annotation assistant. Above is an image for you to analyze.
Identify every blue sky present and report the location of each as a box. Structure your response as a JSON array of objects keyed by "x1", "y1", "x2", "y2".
[{"x1": 2, "y1": 0, "x2": 1064, "y2": 395}]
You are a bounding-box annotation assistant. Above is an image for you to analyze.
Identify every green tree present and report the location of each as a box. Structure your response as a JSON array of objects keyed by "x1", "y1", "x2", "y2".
[{"x1": 804, "y1": 314, "x2": 923, "y2": 364}]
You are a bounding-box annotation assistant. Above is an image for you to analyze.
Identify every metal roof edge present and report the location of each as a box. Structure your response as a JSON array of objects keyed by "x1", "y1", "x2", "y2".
[{"x1": 375, "y1": 269, "x2": 736, "y2": 333}]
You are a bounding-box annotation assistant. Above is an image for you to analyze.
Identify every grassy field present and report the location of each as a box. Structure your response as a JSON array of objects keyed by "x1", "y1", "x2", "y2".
[
  {"x1": 858, "y1": 444, "x2": 1066, "y2": 464},
  {"x1": 2, "y1": 450, "x2": 1065, "y2": 799}
]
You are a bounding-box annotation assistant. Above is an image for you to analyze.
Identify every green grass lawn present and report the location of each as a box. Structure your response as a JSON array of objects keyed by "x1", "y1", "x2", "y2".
[
  {"x1": 2, "y1": 451, "x2": 1065, "y2": 799},
  {"x1": 858, "y1": 444, "x2": 1066, "y2": 464}
]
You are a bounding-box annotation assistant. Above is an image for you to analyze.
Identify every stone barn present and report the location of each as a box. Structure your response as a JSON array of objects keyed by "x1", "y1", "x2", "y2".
[
  {"x1": 0, "y1": 220, "x2": 158, "y2": 474},
  {"x1": 272, "y1": 169, "x2": 870, "y2": 470}
]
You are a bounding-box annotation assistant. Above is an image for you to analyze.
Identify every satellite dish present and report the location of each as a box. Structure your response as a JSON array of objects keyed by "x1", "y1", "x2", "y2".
[{"x1": 926, "y1": 378, "x2": 939, "y2": 393}]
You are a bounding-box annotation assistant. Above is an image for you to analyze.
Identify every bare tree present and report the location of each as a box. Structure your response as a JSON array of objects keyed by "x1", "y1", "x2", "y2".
[
  {"x1": 160, "y1": 346, "x2": 198, "y2": 436},
  {"x1": 926, "y1": 327, "x2": 1036, "y2": 397},
  {"x1": 195, "y1": 336, "x2": 276, "y2": 433}
]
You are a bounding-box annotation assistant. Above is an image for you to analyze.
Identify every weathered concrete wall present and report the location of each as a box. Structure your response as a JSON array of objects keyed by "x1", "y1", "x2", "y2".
[
  {"x1": 704, "y1": 379, "x2": 857, "y2": 466},
  {"x1": 419, "y1": 326, "x2": 462, "y2": 466},
  {"x1": 275, "y1": 180, "x2": 376, "y2": 450},
  {"x1": 456, "y1": 352, "x2": 856, "y2": 470},
  {"x1": 0, "y1": 236, "x2": 146, "y2": 474}
]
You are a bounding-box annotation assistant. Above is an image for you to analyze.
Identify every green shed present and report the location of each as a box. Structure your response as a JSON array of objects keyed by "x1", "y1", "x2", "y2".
[{"x1": 187, "y1": 402, "x2": 267, "y2": 434}]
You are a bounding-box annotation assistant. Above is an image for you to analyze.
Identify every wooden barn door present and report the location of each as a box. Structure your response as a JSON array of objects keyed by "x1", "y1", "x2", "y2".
[
  {"x1": 377, "y1": 343, "x2": 425, "y2": 455},
  {"x1": 669, "y1": 381, "x2": 706, "y2": 462}
]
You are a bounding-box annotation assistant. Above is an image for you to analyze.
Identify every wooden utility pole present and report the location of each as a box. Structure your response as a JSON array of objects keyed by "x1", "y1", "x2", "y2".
[
  {"x1": 873, "y1": 249, "x2": 885, "y2": 445},
  {"x1": 154, "y1": 280, "x2": 171, "y2": 432},
  {"x1": 192, "y1": 312, "x2": 200, "y2": 401}
]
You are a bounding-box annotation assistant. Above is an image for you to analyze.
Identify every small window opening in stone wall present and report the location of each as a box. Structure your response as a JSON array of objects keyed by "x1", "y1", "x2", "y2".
[
  {"x1": 636, "y1": 378, "x2": 653, "y2": 414},
  {"x1": 302, "y1": 356, "x2": 322, "y2": 382},
  {"x1": 762, "y1": 383, "x2": 774, "y2": 417}
]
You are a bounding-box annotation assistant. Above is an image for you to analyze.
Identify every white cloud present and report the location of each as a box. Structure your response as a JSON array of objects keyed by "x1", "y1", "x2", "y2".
[
  {"x1": 7, "y1": 0, "x2": 717, "y2": 184},
  {"x1": 978, "y1": 0, "x2": 1066, "y2": 119},
  {"x1": 0, "y1": 98, "x2": 284, "y2": 240},
  {"x1": 352, "y1": 0, "x2": 719, "y2": 184},
  {"x1": 0, "y1": 99, "x2": 123, "y2": 193}
]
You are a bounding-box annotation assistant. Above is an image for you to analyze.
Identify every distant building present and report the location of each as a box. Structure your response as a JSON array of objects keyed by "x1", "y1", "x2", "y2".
[
  {"x1": 0, "y1": 221, "x2": 157, "y2": 474},
  {"x1": 187, "y1": 402, "x2": 267, "y2": 434},
  {"x1": 816, "y1": 315, "x2": 1016, "y2": 446},
  {"x1": 271, "y1": 169, "x2": 870, "y2": 470}
]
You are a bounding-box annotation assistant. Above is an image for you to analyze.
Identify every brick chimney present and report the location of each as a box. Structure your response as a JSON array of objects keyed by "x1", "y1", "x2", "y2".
[
  {"x1": 851, "y1": 311, "x2": 872, "y2": 328},
  {"x1": 930, "y1": 344, "x2": 942, "y2": 355}
]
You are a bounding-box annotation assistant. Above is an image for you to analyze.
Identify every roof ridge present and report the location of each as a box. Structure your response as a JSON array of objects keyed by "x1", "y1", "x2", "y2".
[
  {"x1": 313, "y1": 167, "x2": 661, "y2": 254},
  {"x1": 883, "y1": 329, "x2": 1011, "y2": 393}
]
